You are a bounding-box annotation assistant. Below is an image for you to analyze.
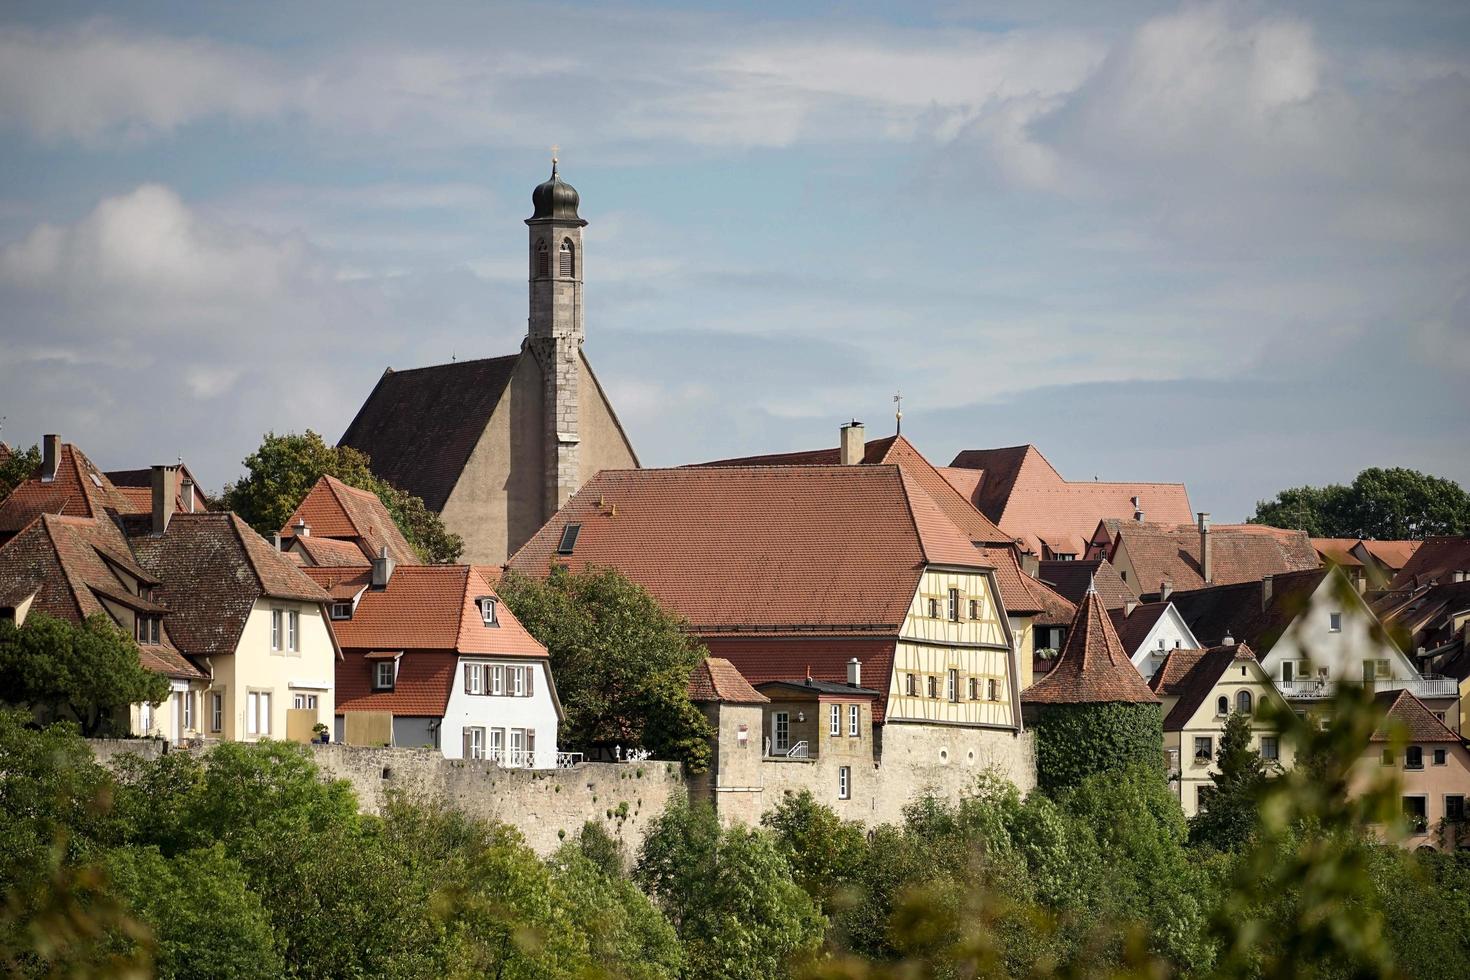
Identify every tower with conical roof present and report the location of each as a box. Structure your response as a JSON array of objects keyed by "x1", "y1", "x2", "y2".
[
  {"x1": 1022, "y1": 580, "x2": 1162, "y2": 792},
  {"x1": 526, "y1": 154, "x2": 589, "y2": 517}
]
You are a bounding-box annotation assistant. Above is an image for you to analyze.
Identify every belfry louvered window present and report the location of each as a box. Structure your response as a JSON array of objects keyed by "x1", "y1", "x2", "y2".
[
  {"x1": 536, "y1": 240, "x2": 549, "y2": 277},
  {"x1": 559, "y1": 239, "x2": 575, "y2": 277}
]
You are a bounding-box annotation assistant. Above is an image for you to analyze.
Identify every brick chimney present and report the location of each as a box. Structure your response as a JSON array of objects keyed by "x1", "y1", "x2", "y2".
[
  {"x1": 293, "y1": 517, "x2": 310, "y2": 538},
  {"x1": 150, "y1": 465, "x2": 178, "y2": 535},
  {"x1": 371, "y1": 546, "x2": 396, "y2": 589},
  {"x1": 41, "y1": 434, "x2": 59, "y2": 482},
  {"x1": 1197, "y1": 512, "x2": 1212, "y2": 585},
  {"x1": 839, "y1": 420, "x2": 865, "y2": 465},
  {"x1": 847, "y1": 657, "x2": 862, "y2": 687},
  {"x1": 1261, "y1": 574, "x2": 1274, "y2": 610}
]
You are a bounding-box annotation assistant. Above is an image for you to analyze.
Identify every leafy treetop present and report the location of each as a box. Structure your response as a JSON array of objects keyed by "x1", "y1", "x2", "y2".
[{"x1": 1249, "y1": 467, "x2": 1470, "y2": 539}]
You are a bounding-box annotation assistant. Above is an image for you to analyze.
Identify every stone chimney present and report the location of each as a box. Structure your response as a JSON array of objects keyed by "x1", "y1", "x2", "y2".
[
  {"x1": 1197, "y1": 512, "x2": 1212, "y2": 585},
  {"x1": 1019, "y1": 551, "x2": 1040, "y2": 578},
  {"x1": 1222, "y1": 631, "x2": 1235, "y2": 648},
  {"x1": 41, "y1": 434, "x2": 59, "y2": 482},
  {"x1": 150, "y1": 465, "x2": 178, "y2": 535},
  {"x1": 847, "y1": 657, "x2": 862, "y2": 687},
  {"x1": 371, "y1": 546, "x2": 396, "y2": 589},
  {"x1": 181, "y1": 477, "x2": 195, "y2": 514},
  {"x1": 1160, "y1": 579, "x2": 1173, "y2": 601},
  {"x1": 839, "y1": 420, "x2": 865, "y2": 465},
  {"x1": 293, "y1": 517, "x2": 310, "y2": 538},
  {"x1": 1261, "y1": 574, "x2": 1274, "y2": 610}
]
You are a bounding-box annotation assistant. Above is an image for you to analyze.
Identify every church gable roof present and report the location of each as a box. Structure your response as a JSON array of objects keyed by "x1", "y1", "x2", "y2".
[
  {"x1": 339, "y1": 354, "x2": 522, "y2": 512},
  {"x1": 1022, "y1": 588, "x2": 1161, "y2": 706}
]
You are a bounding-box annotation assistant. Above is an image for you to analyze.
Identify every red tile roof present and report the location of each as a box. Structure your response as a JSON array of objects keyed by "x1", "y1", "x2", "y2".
[
  {"x1": 1313, "y1": 538, "x2": 1365, "y2": 567},
  {"x1": 1370, "y1": 689, "x2": 1462, "y2": 743},
  {"x1": 696, "y1": 434, "x2": 1010, "y2": 545},
  {"x1": 1039, "y1": 559, "x2": 1135, "y2": 610},
  {"x1": 105, "y1": 464, "x2": 211, "y2": 514},
  {"x1": 688, "y1": 657, "x2": 769, "y2": 704},
  {"x1": 293, "y1": 535, "x2": 373, "y2": 567},
  {"x1": 1357, "y1": 539, "x2": 1420, "y2": 572},
  {"x1": 302, "y1": 565, "x2": 545, "y2": 658},
  {"x1": 336, "y1": 650, "x2": 458, "y2": 716},
  {"x1": 981, "y1": 547, "x2": 1075, "y2": 624},
  {"x1": 700, "y1": 636, "x2": 898, "y2": 722},
  {"x1": 1148, "y1": 643, "x2": 1260, "y2": 729},
  {"x1": 1109, "y1": 521, "x2": 1319, "y2": 594},
  {"x1": 1168, "y1": 568, "x2": 1334, "y2": 654},
  {"x1": 281, "y1": 475, "x2": 419, "y2": 566},
  {"x1": 1022, "y1": 589, "x2": 1160, "y2": 705},
  {"x1": 1391, "y1": 537, "x2": 1470, "y2": 590},
  {"x1": 0, "y1": 444, "x2": 138, "y2": 537},
  {"x1": 946, "y1": 445, "x2": 1192, "y2": 557}
]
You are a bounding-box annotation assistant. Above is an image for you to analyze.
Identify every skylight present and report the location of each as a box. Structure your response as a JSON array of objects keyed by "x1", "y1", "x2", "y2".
[{"x1": 557, "y1": 523, "x2": 581, "y2": 554}]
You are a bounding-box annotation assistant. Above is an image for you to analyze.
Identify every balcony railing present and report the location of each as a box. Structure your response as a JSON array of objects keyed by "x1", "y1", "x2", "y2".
[{"x1": 1276, "y1": 674, "x2": 1458, "y2": 700}]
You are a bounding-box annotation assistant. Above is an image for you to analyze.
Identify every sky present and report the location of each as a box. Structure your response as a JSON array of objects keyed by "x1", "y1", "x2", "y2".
[{"x1": 0, "y1": 0, "x2": 1467, "y2": 521}]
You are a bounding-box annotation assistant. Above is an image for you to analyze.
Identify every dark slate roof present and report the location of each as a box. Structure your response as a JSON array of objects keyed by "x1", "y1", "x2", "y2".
[
  {"x1": 756, "y1": 678, "x2": 880, "y2": 697},
  {"x1": 1109, "y1": 600, "x2": 1174, "y2": 655},
  {"x1": 1021, "y1": 588, "x2": 1160, "y2": 705},
  {"x1": 1391, "y1": 537, "x2": 1470, "y2": 590},
  {"x1": 1148, "y1": 643, "x2": 1260, "y2": 730},
  {"x1": 1169, "y1": 567, "x2": 1329, "y2": 653},
  {"x1": 339, "y1": 354, "x2": 521, "y2": 511}
]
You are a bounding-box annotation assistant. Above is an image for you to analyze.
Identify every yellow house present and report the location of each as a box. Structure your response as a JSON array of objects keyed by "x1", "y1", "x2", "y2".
[{"x1": 1148, "y1": 643, "x2": 1295, "y2": 817}]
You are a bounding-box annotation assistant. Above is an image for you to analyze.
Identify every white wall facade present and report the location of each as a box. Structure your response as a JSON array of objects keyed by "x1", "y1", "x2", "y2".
[
  {"x1": 1129, "y1": 605, "x2": 1204, "y2": 680},
  {"x1": 210, "y1": 600, "x2": 337, "y2": 743},
  {"x1": 1259, "y1": 575, "x2": 1415, "y2": 687},
  {"x1": 441, "y1": 658, "x2": 559, "y2": 767}
]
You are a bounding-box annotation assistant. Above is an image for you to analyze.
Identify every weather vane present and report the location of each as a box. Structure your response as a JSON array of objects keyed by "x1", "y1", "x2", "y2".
[
  {"x1": 551, "y1": 144, "x2": 559, "y2": 173},
  {"x1": 893, "y1": 391, "x2": 903, "y2": 435}
]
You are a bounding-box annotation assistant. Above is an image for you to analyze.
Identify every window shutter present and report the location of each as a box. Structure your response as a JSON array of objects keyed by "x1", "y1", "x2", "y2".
[
  {"x1": 526, "y1": 666, "x2": 534, "y2": 698},
  {"x1": 464, "y1": 664, "x2": 473, "y2": 693},
  {"x1": 462, "y1": 729, "x2": 472, "y2": 758}
]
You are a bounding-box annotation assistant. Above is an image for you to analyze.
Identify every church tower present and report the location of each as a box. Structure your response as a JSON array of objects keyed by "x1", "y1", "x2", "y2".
[{"x1": 525, "y1": 156, "x2": 588, "y2": 518}]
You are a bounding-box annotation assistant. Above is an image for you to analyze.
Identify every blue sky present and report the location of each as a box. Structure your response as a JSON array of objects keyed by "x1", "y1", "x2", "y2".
[{"x1": 1, "y1": 1, "x2": 1467, "y2": 520}]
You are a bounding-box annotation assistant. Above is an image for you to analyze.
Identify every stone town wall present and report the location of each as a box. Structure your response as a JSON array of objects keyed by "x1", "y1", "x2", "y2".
[
  {"x1": 757, "y1": 723, "x2": 1036, "y2": 826},
  {"x1": 308, "y1": 744, "x2": 685, "y2": 856},
  {"x1": 87, "y1": 737, "x2": 167, "y2": 768}
]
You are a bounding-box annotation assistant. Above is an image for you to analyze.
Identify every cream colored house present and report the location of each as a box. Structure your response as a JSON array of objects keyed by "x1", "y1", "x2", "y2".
[
  {"x1": 1353, "y1": 690, "x2": 1470, "y2": 851},
  {"x1": 1149, "y1": 643, "x2": 1295, "y2": 817}
]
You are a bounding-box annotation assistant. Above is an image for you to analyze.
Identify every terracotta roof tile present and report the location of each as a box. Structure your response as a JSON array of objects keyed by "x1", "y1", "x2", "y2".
[
  {"x1": 1148, "y1": 643, "x2": 1259, "y2": 729},
  {"x1": 700, "y1": 637, "x2": 898, "y2": 722},
  {"x1": 1391, "y1": 537, "x2": 1470, "y2": 590},
  {"x1": 947, "y1": 445, "x2": 1192, "y2": 557},
  {"x1": 982, "y1": 547, "x2": 1075, "y2": 624},
  {"x1": 281, "y1": 475, "x2": 419, "y2": 566},
  {"x1": 303, "y1": 565, "x2": 545, "y2": 657},
  {"x1": 1357, "y1": 539, "x2": 1420, "y2": 571},
  {"x1": 339, "y1": 355, "x2": 520, "y2": 512},
  {"x1": 688, "y1": 657, "x2": 769, "y2": 704},
  {"x1": 1022, "y1": 589, "x2": 1160, "y2": 705},
  {"x1": 0, "y1": 444, "x2": 138, "y2": 536},
  {"x1": 1110, "y1": 521, "x2": 1319, "y2": 594},
  {"x1": 1313, "y1": 538, "x2": 1365, "y2": 567},
  {"x1": 1039, "y1": 559, "x2": 1135, "y2": 609},
  {"x1": 1370, "y1": 689, "x2": 1462, "y2": 743},
  {"x1": 294, "y1": 534, "x2": 374, "y2": 567},
  {"x1": 336, "y1": 650, "x2": 458, "y2": 716}
]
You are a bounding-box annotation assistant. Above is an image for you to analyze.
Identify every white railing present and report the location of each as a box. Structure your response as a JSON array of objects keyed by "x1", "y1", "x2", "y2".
[
  {"x1": 1276, "y1": 674, "x2": 1458, "y2": 700},
  {"x1": 786, "y1": 740, "x2": 809, "y2": 759},
  {"x1": 555, "y1": 752, "x2": 584, "y2": 769}
]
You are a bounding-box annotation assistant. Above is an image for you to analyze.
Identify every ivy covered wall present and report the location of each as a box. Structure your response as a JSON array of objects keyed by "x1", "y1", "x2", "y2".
[{"x1": 1030, "y1": 702, "x2": 1164, "y2": 794}]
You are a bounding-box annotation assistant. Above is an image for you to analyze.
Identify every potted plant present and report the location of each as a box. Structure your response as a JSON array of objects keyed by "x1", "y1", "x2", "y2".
[{"x1": 312, "y1": 722, "x2": 330, "y2": 744}]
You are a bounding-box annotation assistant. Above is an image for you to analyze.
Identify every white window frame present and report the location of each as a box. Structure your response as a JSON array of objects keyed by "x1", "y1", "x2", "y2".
[
  {"x1": 1329, "y1": 611, "x2": 1343, "y2": 632},
  {"x1": 330, "y1": 601, "x2": 352, "y2": 620},
  {"x1": 270, "y1": 609, "x2": 282, "y2": 651},
  {"x1": 1194, "y1": 736, "x2": 1213, "y2": 763},
  {"x1": 139, "y1": 700, "x2": 152, "y2": 734},
  {"x1": 512, "y1": 666, "x2": 524, "y2": 697},
  {"x1": 480, "y1": 598, "x2": 498, "y2": 626},
  {"x1": 210, "y1": 692, "x2": 222, "y2": 733},
  {"x1": 492, "y1": 665, "x2": 504, "y2": 696},
  {"x1": 246, "y1": 691, "x2": 271, "y2": 737},
  {"x1": 180, "y1": 691, "x2": 193, "y2": 731},
  {"x1": 466, "y1": 726, "x2": 486, "y2": 760},
  {"x1": 374, "y1": 661, "x2": 395, "y2": 690},
  {"x1": 465, "y1": 662, "x2": 485, "y2": 695},
  {"x1": 287, "y1": 609, "x2": 299, "y2": 651},
  {"x1": 509, "y1": 728, "x2": 526, "y2": 767},
  {"x1": 947, "y1": 668, "x2": 958, "y2": 703},
  {"x1": 293, "y1": 693, "x2": 317, "y2": 710},
  {"x1": 838, "y1": 765, "x2": 851, "y2": 800},
  {"x1": 848, "y1": 704, "x2": 859, "y2": 737},
  {"x1": 829, "y1": 703, "x2": 840, "y2": 736}
]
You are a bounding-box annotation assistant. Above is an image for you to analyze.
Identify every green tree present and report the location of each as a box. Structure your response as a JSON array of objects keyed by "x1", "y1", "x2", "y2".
[
  {"x1": 1250, "y1": 466, "x2": 1470, "y2": 539},
  {"x1": 0, "y1": 614, "x2": 170, "y2": 736},
  {"x1": 221, "y1": 430, "x2": 462, "y2": 563},
  {"x1": 1189, "y1": 710, "x2": 1270, "y2": 852},
  {"x1": 636, "y1": 799, "x2": 824, "y2": 979},
  {"x1": 496, "y1": 566, "x2": 713, "y2": 770},
  {"x1": 103, "y1": 844, "x2": 282, "y2": 979},
  {"x1": 761, "y1": 790, "x2": 869, "y2": 917},
  {"x1": 0, "y1": 443, "x2": 41, "y2": 501}
]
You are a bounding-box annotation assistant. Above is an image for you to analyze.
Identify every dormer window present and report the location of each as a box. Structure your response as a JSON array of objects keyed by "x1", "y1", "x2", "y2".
[
  {"x1": 478, "y1": 596, "x2": 499, "y2": 627},
  {"x1": 134, "y1": 615, "x2": 160, "y2": 645},
  {"x1": 330, "y1": 602, "x2": 353, "y2": 621},
  {"x1": 374, "y1": 660, "x2": 395, "y2": 691},
  {"x1": 557, "y1": 524, "x2": 581, "y2": 555}
]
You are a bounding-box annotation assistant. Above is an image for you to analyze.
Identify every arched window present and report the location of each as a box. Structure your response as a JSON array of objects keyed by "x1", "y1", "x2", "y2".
[
  {"x1": 535, "y1": 240, "x2": 549, "y2": 277},
  {"x1": 1237, "y1": 690, "x2": 1253, "y2": 715},
  {"x1": 1216, "y1": 695, "x2": 1228, "y2": 716},
  {"x1": 559, "y1": 238, "x2": 575, "y2": 278}
]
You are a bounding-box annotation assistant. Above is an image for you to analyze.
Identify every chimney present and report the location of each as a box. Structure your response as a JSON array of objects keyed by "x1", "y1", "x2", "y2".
[
  {"x1": 294, "y1": 517, "x2": 310, "y2": 538},
  {"x1": 839, "y1": 420, "x2": 865, "y2": 465},
  {"x1": 1261, "y1": 574, "x2": 1274, "y2": 610},
  {"x1": 181, "y1": 478, "x2": 195, "y2": 514},
  {"x1": 1125, "y1": 600, "x2": 1138, "y2": 616},
  {"x1": 1160, "y1": 579, "x2": 1173, "y2": 601},
  {"x1": 41, "y1": 434, "x2": 59, "y2": 482},
  {"x1": 1197, "y1": 512, "x2": 1212, "y2": 584},
  {"x1": 1134, "y1": 509, "x2": 1145, "y2": 523},
  {"x1": 371, "y1": 546, "x2": 395, "y2": 588},
  {"x1": 847, "y1": 658, "x2": 862, "y2": 687},
  {"x1": 271, "y1": 533, "x2": 282, "y2": 550},
  {"x1": 1019, "y1": 551, "x2": 1039, "y2": 578},
  {"x1": 1222, "y1": 631, "x2": 1235, "y2": 648},
  {"x1": 150, "y1": 465, "x2": 178, "y2": 535}
]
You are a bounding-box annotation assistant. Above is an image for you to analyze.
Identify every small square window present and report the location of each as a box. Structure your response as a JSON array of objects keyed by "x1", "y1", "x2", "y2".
[
  {"x1": 479, "y1": 597, "x2": 498, "y2": 626},
  {"x1": 1329, "y1": 612, "x2": 1342, "y2": 632},
  {"x1": 1447, "y1": 795, "x2": 1466, "y2": 822},
  {"x1": 330, "y1": 602, "x2": 352, "y2": 620},
  {"x1": 374, "y1": 661, "x2": 395, "y2": 690}
]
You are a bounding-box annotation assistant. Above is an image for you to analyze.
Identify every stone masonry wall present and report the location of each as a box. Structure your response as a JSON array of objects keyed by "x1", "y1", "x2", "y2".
[{"x1": 309, "y1": 744, "x2": 684, "y2": 856}]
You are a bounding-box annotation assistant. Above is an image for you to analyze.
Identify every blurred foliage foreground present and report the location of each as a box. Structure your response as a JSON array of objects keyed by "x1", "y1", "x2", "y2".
[{"x1": 2, "y1": 618, "x2": 1467, "y2": 977}]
